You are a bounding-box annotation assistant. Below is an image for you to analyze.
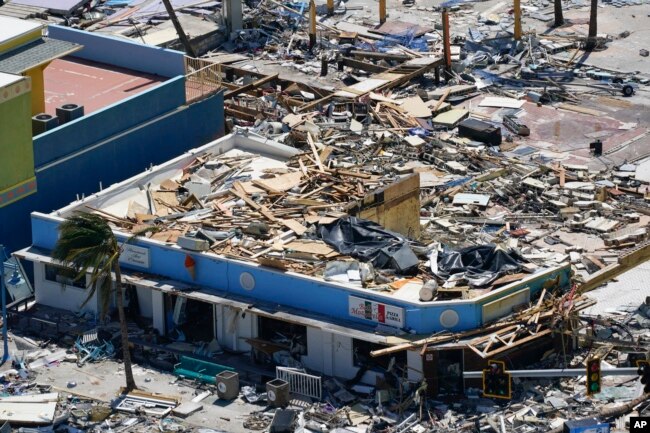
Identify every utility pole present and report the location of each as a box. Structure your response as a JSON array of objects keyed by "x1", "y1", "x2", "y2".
[
  {"x1": 442, "y1": 9, "x2": 451, "y2": 75},
  {"x1": 309, "y1": 0, "x2": 317, "y2": 49},
  {"x1": 379, "y1": 0, "x2": 386, "y2": 25},
  {"x1": 513, "y1": 0, "x2": 522, "y2": 40},
  {"x1": 161, "y1": 0, "x2": 198, "y2": 58},
  {"x1": 327, "y1": 0, "x2": 334, "y2": 16},
  {"x1": 0, "y1": 245, "x2": 9, "y2": 364}
]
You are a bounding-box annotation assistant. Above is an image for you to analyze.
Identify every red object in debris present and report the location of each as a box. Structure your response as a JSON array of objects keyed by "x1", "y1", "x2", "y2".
[{"x1": 509, "y1": 229, "x2": 530, "y2": 238}]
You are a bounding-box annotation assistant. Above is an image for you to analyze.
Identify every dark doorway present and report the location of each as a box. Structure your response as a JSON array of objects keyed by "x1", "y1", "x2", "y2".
[
  {"x1": 422, "y1": 349, "x2": 464, "y2": 397},
  {"x1": 164, "y1": 295, "x2": 215, "y2": 343}
]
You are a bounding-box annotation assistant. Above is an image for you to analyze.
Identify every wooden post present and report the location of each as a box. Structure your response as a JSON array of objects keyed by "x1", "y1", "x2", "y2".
[
  {"x1": 442, "y1": 9, "x2": 451, "y2": 73},
  {"x1": 161, "y1": 0, "x2": 197, "y2": 57},
  {"x1": 309, "y1": 0, "x2": 317, "y2": 49},
  {"x1": 379, "y1": 0, "x2": 386, "y2": 25},
  {"x1": 327, "y1": 0, "x2": 334, "y2": 15},
  {"x1": 513, "y1": 0, "x2": 522, "y2": 40}
]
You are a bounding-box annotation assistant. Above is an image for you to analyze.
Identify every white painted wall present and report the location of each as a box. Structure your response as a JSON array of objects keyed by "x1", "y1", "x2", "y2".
[
  {"x1": 135, "y1": 286, "x2": 153, "y2": 318},
  {"x1": 34, "y1": 263, "x2": 98, "y2": 314},
  {"x1": 219, "y1": 306, "x2": 254, "y2": 352},
  {"x1": 301, "y1": 327, "x2": 324, "y2": 373},
  {"x1": 330, "y1": 333, "x2": 379, "y2": 384},
  {"x1": 151, "y1": 290, "x2": 165, "y2": 334},
  {"x1": 407, "y1": 349, "x2": 423, "y2": 382}
]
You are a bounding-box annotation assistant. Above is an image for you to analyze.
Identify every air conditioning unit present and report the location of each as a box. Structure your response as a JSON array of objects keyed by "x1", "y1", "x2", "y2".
[
  {"x1": 32, "y1": 113, "x2": 59, "y2": 135},
  {"x1": 266, "y1": 378, "x2": 290, "y2": 408},
  {"x1": 56, "y1": 103, "x2": 84, "y2": 124},
  {"x1": 216, "y1": 371, "x2": 239, "y2": 400}
]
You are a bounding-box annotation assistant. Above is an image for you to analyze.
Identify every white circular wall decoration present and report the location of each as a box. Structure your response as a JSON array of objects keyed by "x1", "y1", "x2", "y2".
[
  {"x1": 240, "y1": 272, "x2": 256, "y2": 291},
  {"x1": 439, "y1": 309, "x2": 460, "y2": 328}
]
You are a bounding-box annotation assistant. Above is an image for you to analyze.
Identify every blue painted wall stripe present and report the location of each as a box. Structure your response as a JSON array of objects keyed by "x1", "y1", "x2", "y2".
[{"x1": 47, "y1": 25, "x2": 185, "y2": 78}]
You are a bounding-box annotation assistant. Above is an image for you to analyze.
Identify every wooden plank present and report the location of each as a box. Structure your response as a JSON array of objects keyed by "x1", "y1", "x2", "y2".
[
  {"x1": 482, "y1": 329, "x2": 552, "y2": 358},
  {"x1": 307, "y1": 132, "x2": 325, "y2": 172},
  {"x1": 341, "y1": 57, "x2": 389, "y2": 73},
  {"x1": 432, "y1": 88, "x2": 451, "y2": 112},
  {"x1": 282, "y1": 218, "x2": 307, "y2": 235},
  {"x1": 229, "y1": 185, "x2": 277, "y2": 222},
  {"x1": 224, "y1": 74, "x2": 279, "y2": 99}
]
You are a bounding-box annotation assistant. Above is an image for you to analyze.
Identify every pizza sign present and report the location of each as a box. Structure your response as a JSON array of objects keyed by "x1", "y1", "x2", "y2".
[{"x1": 349, "y1": 296, "x2": 405, "y2": 328}]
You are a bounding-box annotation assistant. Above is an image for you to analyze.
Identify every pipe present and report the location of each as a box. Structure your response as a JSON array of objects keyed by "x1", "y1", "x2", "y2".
[{"x1": 463, "y1": 367, "x2": 640, "y2": 379}]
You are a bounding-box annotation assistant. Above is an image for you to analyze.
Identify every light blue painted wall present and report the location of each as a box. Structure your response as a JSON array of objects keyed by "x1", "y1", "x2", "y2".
[
  {"x1": 30, "y1": 212, "x2": 571, "y2": 334},
  {"x1": 34, "y1": 77, "x2": 186, "y2": 167},
  {"x1": 47, "y1": 25, "x2": 185, "y2": 78},
  {"x1": 1, "y1": 91, "x2": 224, "y2": 254}
]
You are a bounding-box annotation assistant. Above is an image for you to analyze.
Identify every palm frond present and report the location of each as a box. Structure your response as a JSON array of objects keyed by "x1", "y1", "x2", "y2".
[{"x1": 52, "y1": 212, "x2": 119, "y2": 315}]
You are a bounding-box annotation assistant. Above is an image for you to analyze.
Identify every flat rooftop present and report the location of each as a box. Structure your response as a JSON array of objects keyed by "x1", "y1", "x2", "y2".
[
  {"x1": 0, "y1": 16, "x2": 42, "y2": 46},
  {"x1": 44, "y1": 57, "x2": 166, "y2": 115}
]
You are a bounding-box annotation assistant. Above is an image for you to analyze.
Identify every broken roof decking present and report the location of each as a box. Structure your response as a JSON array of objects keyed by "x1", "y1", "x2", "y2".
[{"x1": 27, "y1": 130, "x2": 570, "y2": 335}]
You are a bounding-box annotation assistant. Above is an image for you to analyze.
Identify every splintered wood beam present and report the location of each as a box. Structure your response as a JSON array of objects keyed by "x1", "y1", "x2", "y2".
[
  {"x1": 224, "y1": 74, "x2": 279, "y2": 99},
  {"x1": 307, "y1": 132, "x2": 325, "y2": 172}
]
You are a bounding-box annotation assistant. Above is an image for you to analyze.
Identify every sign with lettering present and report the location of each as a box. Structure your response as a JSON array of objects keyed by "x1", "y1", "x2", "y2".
[
  {"x1": 348, "y1": 296, "x2": 405, "y2": 328},
  {"x1": 119, "y1": 244, "x2": 150, "y2": 269}
]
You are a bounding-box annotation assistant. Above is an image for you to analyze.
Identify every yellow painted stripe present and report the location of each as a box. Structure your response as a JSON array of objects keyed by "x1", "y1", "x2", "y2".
[{"x1": 0, "y1": 28, "x2": 43, "y2": 54}]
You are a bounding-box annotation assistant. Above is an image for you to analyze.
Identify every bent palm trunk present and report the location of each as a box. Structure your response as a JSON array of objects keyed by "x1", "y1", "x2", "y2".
[{"x1": 113, "y1": 262, "x2": 136, "y2": 391}]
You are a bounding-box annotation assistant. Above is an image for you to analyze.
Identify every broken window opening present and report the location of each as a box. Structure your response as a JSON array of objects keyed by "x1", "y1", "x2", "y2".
[
  {"x1": 352, "y1": 338, "x2": 406, "y2": 371},
  {"x1": 256, "y1": 316, "x2": 308, "y2": 363},
  {"x1": 44, "y1": 264, "x2": 86, "y2": 289}
]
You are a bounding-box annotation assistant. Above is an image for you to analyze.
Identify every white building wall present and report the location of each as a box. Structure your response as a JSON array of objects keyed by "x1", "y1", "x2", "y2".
[
  {"x1": 151, "y1": 290, "x2": 165, "y2": 334},
  {"x1": 301, "y1": 327, "x2": 324, "y2": 373},
  {"x1": 34, "y1": 263, "x2": 98, "y2": 314},
  {"x1": 407, "y1": 349, "x2": 423, "y2": 382},
  {"x1": 220, "y1": 305, "x2": 254, "y2": 352},
  {"x1": 135, "y1": 286, "x2": 153, "y2": 318}
]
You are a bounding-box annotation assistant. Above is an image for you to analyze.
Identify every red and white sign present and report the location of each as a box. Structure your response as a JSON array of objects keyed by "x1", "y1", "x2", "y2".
[{"x1": 348, "y1": 296, "x2": 405, "y2": 328}]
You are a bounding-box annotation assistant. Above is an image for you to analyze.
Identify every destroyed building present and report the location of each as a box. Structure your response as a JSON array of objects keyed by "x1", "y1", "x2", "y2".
[
  {"x1": 14, "y1": 128, "x2": 573, "y2": 389},
  {"x1": 1, "y1": 0, "x2": 650, "y2": 431}
]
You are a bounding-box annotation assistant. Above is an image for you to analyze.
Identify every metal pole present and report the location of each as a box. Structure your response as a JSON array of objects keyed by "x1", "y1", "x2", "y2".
[
  {"x1": 463, "y1": 367, "x2": 639, "y2": 379},
  {"x1": 0, "y1": 245, "x2": 8, "y2": 364}
]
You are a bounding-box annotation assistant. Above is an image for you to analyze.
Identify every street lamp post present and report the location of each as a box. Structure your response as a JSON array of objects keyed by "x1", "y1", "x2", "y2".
[{"x1": 0, "y1": 245, "x2": 9, "y2": 364}]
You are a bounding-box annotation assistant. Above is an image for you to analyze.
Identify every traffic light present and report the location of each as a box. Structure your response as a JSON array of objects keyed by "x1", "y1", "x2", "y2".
[
  {"x1": 586, "y1": 357, "x2": 601, "y2": 396},
  {"x1": 482, "y1": 360, "x2": 511, "y2": 399},
  {"x1": 637, "y1": 360, "x2": 650, "y2": 394}
]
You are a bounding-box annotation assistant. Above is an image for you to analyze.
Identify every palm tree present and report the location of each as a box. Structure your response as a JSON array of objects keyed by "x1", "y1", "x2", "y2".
[
  {"x1": 585, "y1": 0, "x2": 598, "y2": 50},
  {"x1": 52, "y1": 212, "x2": 136, "y2": 391},
  {"x1": 554, "y1": 0, "x2": 564, "y2": 27}
]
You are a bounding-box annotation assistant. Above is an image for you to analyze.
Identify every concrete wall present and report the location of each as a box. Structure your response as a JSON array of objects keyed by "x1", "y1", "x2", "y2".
[
  {"x1": 47, "y1": 25, "x2": 184, "y2": 78},
  {"x1": 1, "y1": 90, "x2": 224, "y2": 253}
]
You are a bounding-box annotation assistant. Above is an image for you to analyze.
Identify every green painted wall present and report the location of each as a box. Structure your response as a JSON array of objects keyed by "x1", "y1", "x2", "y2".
[{"x1": 0, "y1": 90, "x2": 34, "y2": 194}]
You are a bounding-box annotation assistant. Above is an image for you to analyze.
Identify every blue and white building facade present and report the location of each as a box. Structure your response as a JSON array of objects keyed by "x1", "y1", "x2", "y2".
[{"x1": 16, "y1": 130, "x2": 571, "y2": 384}]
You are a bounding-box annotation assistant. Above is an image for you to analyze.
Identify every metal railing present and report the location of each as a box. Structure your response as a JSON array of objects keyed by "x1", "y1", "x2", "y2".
[
  {"x1": 276, "y1": 366, "x2": 322, "y2": 401},
  {"x1": 184, "y1": 56, "x2": 222, "y2": 104}
]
